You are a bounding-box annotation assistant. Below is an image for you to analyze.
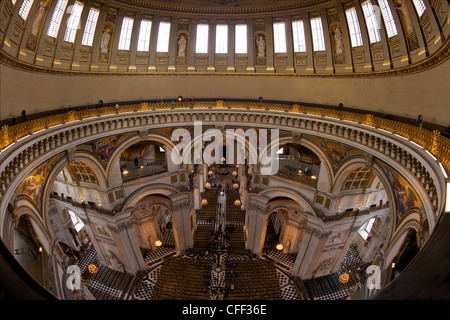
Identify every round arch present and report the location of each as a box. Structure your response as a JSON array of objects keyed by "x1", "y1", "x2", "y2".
[
  {"x1": 131, "y1": 195, "x2": 179, "y2": 251},
  {"x1": 40, "y1": 151, "x2": 108, "y2": 234},
  {"x1": 106, "y1": 132, "x2": 178, "y2": 187},
  {"x1": 331, "y1": 157, "x2": 398, "y2": 251},
  {"x1": 258, "y1": 187, "x2": 318, "y2": 218},
  {"x1": 274, "y1": 134, "x2": 335, "y2": 193},
  {"x1": 10, "y1": 199, "x2": 52, "y2": 257},
  {"x1": 121, "y1": 183, "x2": 181, "y2": 210},
  {"x1": 383, "y1": 209, "x2": 422, "y2": 271}
]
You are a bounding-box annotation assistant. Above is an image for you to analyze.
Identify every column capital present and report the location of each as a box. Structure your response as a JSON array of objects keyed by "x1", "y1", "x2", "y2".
[{"x1": 107, "y1": 220, "x2": 133, "y2": 233}]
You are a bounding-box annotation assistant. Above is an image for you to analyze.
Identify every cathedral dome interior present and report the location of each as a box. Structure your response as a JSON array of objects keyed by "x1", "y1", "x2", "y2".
[{"x1": 0, "y1": 0, "x2": 449, "y2": 303}]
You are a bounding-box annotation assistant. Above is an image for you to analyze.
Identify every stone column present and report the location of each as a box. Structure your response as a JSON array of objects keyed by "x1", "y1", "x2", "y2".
[
  {"x1": 303, "y1": 14, "x2": 315, "y2": 73},
  {"x1": 246, "y1": 18, "x2": 254, "y2": 72},
  {"x1": 291, "y1": 225, "x2": 330, "y2": 279},
  {"x1": 147, "y1": 15, "x2": 159, "y2": 72},
  {"x1": 71, "y1": 1, "x2": 92, "y2": 71},
  {"x1": 245, "y1": 194, "x2": 268, "y2": 255},
  {"x1": 284, "y1": 16, "x2": 295, "y2": 73},
  {"x1": 167, "y1": 16, "x2": 178, "y2": 72},
  {"x1": 108, "y1": 11, "x2": 123, "y2": 71},
  {"x1": 330, "y1": 224, "x2": 360, "y2": 274},
  {"x1": 106, "y1": 219, "x2": 147, "y2": 274},
  {"x1": 366, "y1": 0, "x2": 392, "y2": 71},
  {"x1": 227, "y1": 19, "x2": 235, "y2": 72},
  {"x1": 127, "y1": 13, "x2": 140, "y2": 72},
  {"x1": 3, "y1": 0, "x2": 31, "y2": 57},
  {"x1": 187, "y1": 18, "x2": 197, "y2": 72},
  {"x1": 387, "y1": 0, "x2": 411, "y2": 68},
  {"x1": 264, "y1": 17, "x2": 274, "y2": 73},
  {"x1": 207, "y1": 19, "x2": 216, "y2": 72},
  {"x1": 170, "y1": 192, "x2": 194, "y2": 252}
]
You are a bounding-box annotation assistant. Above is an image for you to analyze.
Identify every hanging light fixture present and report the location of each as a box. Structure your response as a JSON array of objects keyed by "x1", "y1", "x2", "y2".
[
  {"x1": 234, "y1": 199, "x2": 241, "y2": 206},
  {"x1": 88, "y1": 264, "x2": 98, "y2": 274},
  {"x1": 339, "y1": 273, "x2": 349, "y2": 284},
  {"x1": 232, "y1": 171, "x2": 238, "y2": 176},
  {"x1": 233, "y1": 183, "x2": 239, "y2": 189},
  {"x1": 208, "y1": 170, "x2": 213, "y2": 175},
  {"x1": 155, "y1": 240, "x2": 162, "y2": 247},
  {"x1": 276, "y1": 243, "x2": 283, "y2": 251},
  {"x1": 205, "y1": 182, "x2": 211, "y2": 188},
  {"x1": 122, "y1": 169, "x2": 128, "y2": 175},
  {"x1": 311, "y1": 175, "x2": 317, "y2": 179},
  {"x1": 202, "y1": 199, "x2": 208, "y2": 205}
]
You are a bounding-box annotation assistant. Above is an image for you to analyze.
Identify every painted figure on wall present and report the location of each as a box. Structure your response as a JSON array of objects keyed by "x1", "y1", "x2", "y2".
[
  {"x1": 91, "y1": 135, "x2": 120, "y2": 161},
  {"x1": 17, "y1": 156, "x2": 61, "y2": 208},
  {"x1": 383, "y1": 165, "x2": 421, "y2": 217}
]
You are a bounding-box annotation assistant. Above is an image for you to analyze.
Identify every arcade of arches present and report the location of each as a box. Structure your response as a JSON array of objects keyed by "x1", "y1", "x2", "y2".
[
  {"x1": 0, "y1": 0, "x2": 449, "y2": 301},
  {"x1": 2, "y1": 126, "x2": 446, "y2": 300}
]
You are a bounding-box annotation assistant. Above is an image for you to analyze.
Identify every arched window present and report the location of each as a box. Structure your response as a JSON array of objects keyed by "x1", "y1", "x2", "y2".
[
  {"x1": 342, "y1": 167, "x2": 373, "y2": 191},
  {"x1": 362, "y1": 1, "x2": 381, "y2": 43},
  {"x1": 118, "y1": 17, "x2": 134, "y2": 50},
  {"x1": 137, "y1": 19, "x2": 153, "y2": 52},
  {"x1": 68, "y1": 210, "x2": 84, "y2": 232},
  {"x1": 377, "y1": 0, "x2": 398, "y2": 38},
  {"x1": 358, "y1": 217, "x2": 375, "y2": 241},
  {"x1": 196, "y1": 23, "x2": 209, "y2": 54},
  {"x1": 18, "y1": 0, "x2": 34, "y2": 21},
  {"x1": 47, "y1": 0, "x2": 69, "y2": 38},
  {"x1": 310, "y1": 17, "x2": 325, "y2": 51},
  {"x1": 412, "y1": 0, "x2": 426, "y2": 17},
  {"x1": 68, "y1": 161, "x2": 99, "y2": 185},
  {"x1": 156, "y1": 21, "x2": 171, "y2": 52},
  {"x1": 81, "y1": 8, "x2": 100, "y2": 47},
  {"x1": 345, "y1": 7, "x2": 363, "y2": 47}
]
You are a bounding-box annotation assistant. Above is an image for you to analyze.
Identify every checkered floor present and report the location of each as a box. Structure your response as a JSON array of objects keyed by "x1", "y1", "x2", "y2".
[
  {"x1": 263, "y1": 250, "x2": 295, "y2": 270},
  {"x1": 302, "y1": 245, "x2": 367, "y2": 300},
  {"x1": 77, "y1": 242, "x2": 368, "y2": 300},
  {"x1": 277, "y1": 270, "x2": 299, "y2": 300}
]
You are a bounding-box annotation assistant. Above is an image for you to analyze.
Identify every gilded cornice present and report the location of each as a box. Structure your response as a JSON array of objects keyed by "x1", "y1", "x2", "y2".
[
  {"x1": 101, "y1": 0, "x2": 341, "y2": 16},
  {"x1": 1, "y1": 36, "x2": 448, "y2": 78}
]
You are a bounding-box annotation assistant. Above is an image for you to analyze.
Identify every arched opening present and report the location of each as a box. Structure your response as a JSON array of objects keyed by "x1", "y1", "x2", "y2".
[
  {"x1": 120, "y1": 141, "x2": 167, "y2": 181},
  {"x1": 47, "y1": 160, "x2": 99, "y2": 264},
  {"x1": 12, "y1": 215, "x2": 46, "y2": 289},
  {"x1": 390, "y1": 228, "x2": 420, "y2": 281},
  {"x1": 276, "y1": 143, "x2": 321, "y2": 186},
  {"x1": 159, "y1": 208, "x2": 175, "y2": 248},
  {"x1": 132, "y1": 195, "x2": 177, "y2": 254},
  {"x1": 263, "y1": 210, "x2": 282, "y2": 251}
]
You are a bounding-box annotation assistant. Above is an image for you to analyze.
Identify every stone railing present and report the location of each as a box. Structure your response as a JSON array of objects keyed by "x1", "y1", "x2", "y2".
[
  {"x1": 0, "y1": 101, "x2": 448, "y2": 225},
  {"x1": 1, "y1": 101, "x2": 448, "y2": 172}
]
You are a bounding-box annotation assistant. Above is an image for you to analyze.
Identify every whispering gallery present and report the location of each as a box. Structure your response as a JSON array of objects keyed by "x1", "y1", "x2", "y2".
[{"x1": 0, "y1": 0, "x2": 449, "y2": 302}]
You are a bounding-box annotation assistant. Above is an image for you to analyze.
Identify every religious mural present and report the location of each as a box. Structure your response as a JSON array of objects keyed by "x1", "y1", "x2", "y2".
[
  {"x1": 377, "y1": 160, "x2": 422, "y2": 221},
  {"x1": 79, "y1": 133, "x2": 133, "y2": 166},
  {"x1": 305, "y1": 135, "x2": 363, "y2": 171},
  {"x1": 16, "y1": 154, "x2": 63, "y2": 209}
]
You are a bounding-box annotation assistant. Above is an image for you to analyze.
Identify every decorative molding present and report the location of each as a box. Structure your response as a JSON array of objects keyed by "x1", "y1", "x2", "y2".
[
  {"x1": 107, "y1": 221, "x2": 134, "y2": 233},
  {"x1": 0, "y1": 36, "x2": 448, "y2": 78}
]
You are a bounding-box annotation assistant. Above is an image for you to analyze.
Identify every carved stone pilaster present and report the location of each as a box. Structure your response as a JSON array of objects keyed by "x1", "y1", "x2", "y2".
[{"x1": 66, "y1": 147, "x2": 76, "y2": 163}]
